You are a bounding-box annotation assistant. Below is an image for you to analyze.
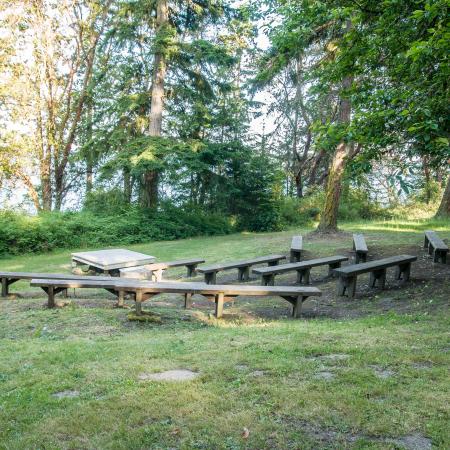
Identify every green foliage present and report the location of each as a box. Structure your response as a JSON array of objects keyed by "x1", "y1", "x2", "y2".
[{"x1": 0, "y1": 206, "x2": 233, "y2": 257}]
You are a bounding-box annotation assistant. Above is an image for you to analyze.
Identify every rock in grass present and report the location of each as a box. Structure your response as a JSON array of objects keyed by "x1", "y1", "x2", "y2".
[{"x1": 127, "y1": 311, "x2": 162, "y2": 323}]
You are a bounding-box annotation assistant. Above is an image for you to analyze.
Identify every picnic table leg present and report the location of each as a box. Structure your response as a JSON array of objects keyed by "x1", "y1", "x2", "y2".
[
  {"x1": 1, "y1": 278, "x2": 8, "y2": 297},
  {"x1": 184, "y1": 293, "x2": 192, "y2": 309},
  {"x1": 214, "y1": 293, "x2": 224, "y2": 318},
  {"x1": 360, "y1": 253, "x2": 367, "y2": 263}
]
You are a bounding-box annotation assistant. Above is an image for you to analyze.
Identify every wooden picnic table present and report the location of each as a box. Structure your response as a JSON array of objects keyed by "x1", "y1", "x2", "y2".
[{"x1": 71, "y1": 249, "x2": 156, "y2": 276}]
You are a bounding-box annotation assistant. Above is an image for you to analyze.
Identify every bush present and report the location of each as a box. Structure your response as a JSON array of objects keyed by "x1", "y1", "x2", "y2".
[{"x1": 0, "y1": 205, "x2": 233, "y2": 257}]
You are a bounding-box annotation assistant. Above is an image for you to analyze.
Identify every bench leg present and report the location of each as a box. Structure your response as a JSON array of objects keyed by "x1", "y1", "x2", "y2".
[
  {"x1": 337, "y1": 276, "x2": 357, "y2": 297},
  {"x1": 214, "y1": 293, "x2": 224, "y2": 318},
  {"x1": 184, "y1": 293, "x2": 192, "y2": 309},
  {"x1": 238, "y1": 266, "x2": 250, "y2": 282},
  {"x1": 290, "y1": 250, "x2": 301, "y2": 263},
  {"x1": 292, "y1": 295, "x2": 307, "y2": 318},
  {"x1": 395, "y1": 263, "x2": 411, "y2": 282},
  {"x1": 1, "y1": 278, "x2": 8, "y2": 297},
  {"x1": 328, "y1": 262, "x2": 341, "y2": 277},
  {"x1": 370, "y1": 269, "x2": 386, "y2": 289},
  {"x1": 135, "y1": 291, "x2": 143, "y2": 315},
  {"x1": 262, "y1": 274, "x2": 275, "y2": 286},
  {"x1": 205, "y1": 272, "x2": 216, "y2": 285},
  {"x1": 424, "y1": 236, "x2": 429, "y2": 249},
  {"x1": 297, "y1": 269, "x2": 310, "y2": 285},
  {"x1": 47, "y1": 286, "x2": 56, "y2": 308},
  {"x1": 186, "y1": 265, "x2": 197, "y2": 277},
  {"x1": 116, "y1": 290, "x2": 125, "y2": 307},
  {"x1": 428, "y1": 245, "x2": 433, "y2": 256}
]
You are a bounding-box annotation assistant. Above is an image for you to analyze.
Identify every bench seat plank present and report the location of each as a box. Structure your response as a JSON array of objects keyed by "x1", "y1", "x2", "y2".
[
  {"x1": 290, "y1": 236, "x2": 303, "y2": 262},
  {"x1": 253, "y1": 255, "x2": 348, "y2": 286},
  {"x1": 352, "y1": 234, "x2": 368, "y2": 263},
  {"x1": 424, "y1": 231, "x2": 448, "y2": 263},
  {"x1": 333, "y1": 255, "x2": 417, "y2": 298},
  {"x1": 30, "y1": 278, "x2": 321, "y2": 318},
  {"x1": 197, "y1": 254, "x2": 286, "y2": 284},
  {"x1": 0, "y1": 272, "x2": 113, "y2": 297},
  {"x1": 145, "y1": 258, "x2": 205, "y2": 280}
]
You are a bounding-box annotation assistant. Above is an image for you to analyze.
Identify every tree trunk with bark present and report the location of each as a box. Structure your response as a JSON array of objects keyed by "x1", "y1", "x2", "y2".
[
  {"x1": 318, "y1": 74, "x2": 352, "y2": 232},
  {"x1": 143, "y1": 0, "x2": 168, "y2": 208},
  {"x1": 436, "y1": 173, "x2": 450, "y2": 217}
]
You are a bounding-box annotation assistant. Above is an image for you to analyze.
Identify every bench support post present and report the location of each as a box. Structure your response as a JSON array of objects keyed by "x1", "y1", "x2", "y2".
[
  {"x1": 290, "y1": 250, "x2": 301, "y2": 263},
  {"x1": 337, "y1": 276, "x2": 357, "y2": 298},
  {"x1": 292, "y1": 295, "x2": 306, "y2": 318},
  {"x1": 135, "y1": 291, "x2": 143, "y2": 315},
  {"x1": 47, "y1": 286, "x2": 55, "y2": 308},
  {"x1": 214, "y1": 293, "x2": 224, "y2": 318},
  {"x1": 395, "y1": 263, "x2": 411, "y2": 282},
  {"x1": 238, "y1": 266, "x2": 250, "y2": 282},
  {"x1": 296, "y1": 268, "x2": 310, "y2": 285},
  {"x1": 116, "y1": 290, "x2": 125, "y2": 307},
  {"x1": 369, "y1": 269, "x2": 386, "y2": 289},
  {"x1": 204, "y1": 272, "x2": 217, "y2": 285},
  {"x1": 184, "y1": 293, "x2": 192, "y2": 309},
  {"x1": 186, "y1": 265, "x2": 197, "y2": 277},
  {"x1": 328, "y1": 262, "x2": 341, "y2": 277},
  {"x1": 262, "y1": 274, "x2": 275, "y2": 286},
  {"x1": 355, "y1": 252, "x2": 367, "y2": 264},
  {"x1": 424, "y1": 235, "x2": 429, "y2": 249},
  {"x1": 1, "y1": 278, "x2": 8, "y2": 297}
]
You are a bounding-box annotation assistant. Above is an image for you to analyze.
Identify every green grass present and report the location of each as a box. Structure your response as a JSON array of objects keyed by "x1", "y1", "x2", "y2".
[{"x1": 0, "y1": 219, "x2": 449, "y2": 449}]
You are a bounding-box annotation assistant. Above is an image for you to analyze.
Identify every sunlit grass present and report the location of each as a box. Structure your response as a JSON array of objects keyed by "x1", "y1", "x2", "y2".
[{"x1": 0, "y1": 219, "x2": 449, "y2": 448}]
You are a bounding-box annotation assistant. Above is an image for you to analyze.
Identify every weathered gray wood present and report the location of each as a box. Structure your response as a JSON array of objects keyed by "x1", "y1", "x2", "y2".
[
  {"x1": 198, "y1": 254, "x2": 286, "y2": 284},
  {"x1": 334, "y1": 255, "x2": 417, "y2": 297},
  {"x1": 215, "y1": 293, "x2": 224, "y2": 318},
  {"x1": 184, "y1": 293, "x2": 192, "y2": 309},
  {"x1": 290, "y1": 236, "x2": 303, "y2": 262},
  {"x1": 254, "y1": 255, "x2": 348, "y2": 285},
  {"x1": 424, "y1": 230, "x2": 448, "y2": 264},
  {"x1": 2, "y1": 277, "x2": 8, "y2": 297},
  {"x1": 31, "y1": 278, "x2": 321, "y2": 318},
  {"x1": 135, "y1": 290, "x2": 143, "y2": 315},
  {"x1": 143, "y1": 258, "x2": 206, "y2": 281},
  {"x1": 72, "y1": 249, "x2": 155, "y2": 272},
  {"x1": 353, "y1": 234, "x2": 368, "y2": 263}
]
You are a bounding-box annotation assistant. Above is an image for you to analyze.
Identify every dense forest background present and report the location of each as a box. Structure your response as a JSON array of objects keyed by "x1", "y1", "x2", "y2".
[{"x1": 0, "y1": 0, "x2": 449, "y2": 255}]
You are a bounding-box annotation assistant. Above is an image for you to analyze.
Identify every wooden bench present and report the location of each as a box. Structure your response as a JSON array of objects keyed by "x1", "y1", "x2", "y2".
[
  {"x1": 30, "y1": 278, "x2": 321, "y2": 318},
  {"x1": 333, "y1": 255, "x2": 417, "y2": 298},
  {"x1": 353, "y1": 234, "x2": 368, "y2": 263},
  {"x1": 119, "y1": 258, "x2": 205, "y2": 281},
  {"x1": 290, "y1": 236, "x2": 303, "y2": 262},
  {"x1": 197, "y1": 254, "x2": 286, "y2": 284},
  {"x1": 424, "y1": 230, "x2": 448, "y2": 264},
  {"x1": 253, "y1": 255, "x2": 348, "y2": 286},
  {"x1": 0, "y1": 272, "x2": 112, "y2": 297}
]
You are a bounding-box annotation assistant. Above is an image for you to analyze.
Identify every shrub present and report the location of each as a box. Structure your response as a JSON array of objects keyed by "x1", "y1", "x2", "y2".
[{"x1": 0, "y1": 206, "x2": 233, "y2": 257}]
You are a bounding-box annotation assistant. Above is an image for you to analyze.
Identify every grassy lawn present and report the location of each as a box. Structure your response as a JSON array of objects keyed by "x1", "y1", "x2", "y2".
[{"x1": 0, "y1": 219, "x2": 449, "y2": 449}]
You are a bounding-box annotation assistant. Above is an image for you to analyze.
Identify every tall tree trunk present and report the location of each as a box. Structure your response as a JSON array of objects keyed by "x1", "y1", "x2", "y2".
[
  {"x1": 143, "y1": 0, "x2": 168, "y2": 208},
  {"x1": 85, "y1": 100, "x2": 94, "y2": 194},
  {"x1": 124, "y1": 169, "x2": 132, "y2": 203},
  {"x1": 422, "y1": 156, "x2": 431, "y2": 204},
  {"x1": 318, "y1": 74, "x2": 352, "y2": 232},
  {"x1": 436, "y1": 173, "x2": 450, "y2": 217}
]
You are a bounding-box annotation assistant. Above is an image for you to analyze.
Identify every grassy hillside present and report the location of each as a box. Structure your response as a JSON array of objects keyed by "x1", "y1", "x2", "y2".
[{"x1": 0, "y1": 219, "x2": 449, "y2": 449}]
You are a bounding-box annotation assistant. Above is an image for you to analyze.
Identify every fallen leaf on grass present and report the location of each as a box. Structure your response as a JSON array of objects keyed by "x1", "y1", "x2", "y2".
[{"x1": 242, "y1": 427, "x2": 250, "y2": 439}]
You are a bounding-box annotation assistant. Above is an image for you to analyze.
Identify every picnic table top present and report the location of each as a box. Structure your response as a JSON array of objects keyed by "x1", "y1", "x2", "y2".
[{"x1": 71, "y1": 249, "x2": 156, "y2": 271}]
